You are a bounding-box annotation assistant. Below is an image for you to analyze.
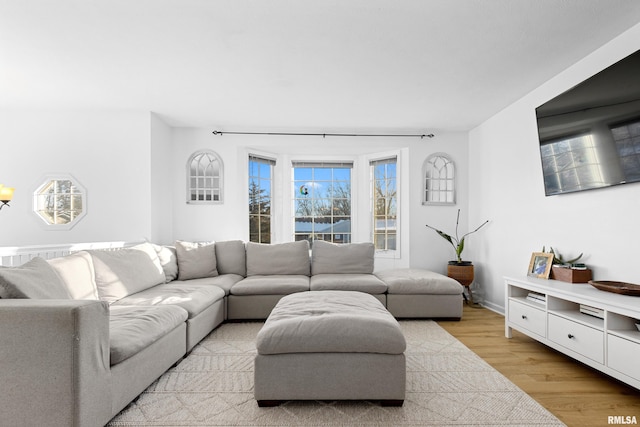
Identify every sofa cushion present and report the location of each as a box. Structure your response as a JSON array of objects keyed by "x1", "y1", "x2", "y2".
[
  {"x1": 113, "y1": 282, "x2": 225, "y2": 318},
  {"x1": 230, "y1": 275, "x2": 310, "y2": 295},
  {"x1": 89, "y1": 244, "x2": 166, "y2": 303},
  {"x1": 256, "y1": 291, "x2": 406, "y2": 355},
  {"x1": 109, "y1": 305, "x2": 188, "y2": 365},
  {"x1": 311, "y1": 240, "x2": 374, "y2": 275},
  {"x1": 375, "y1": 268, "x2": 463, "y2": 295},
  {"x1": 214, "y1": 240, "x2": 246, "y2": 276},
  {"x1": 47, "y1": 251, "x2": 100, "y2": 300},
  {"x1": 0, "y1": 257, "x2": 71, "y2": 299},
  {"x1": 170, "y1": 274, "x2": 244, "y2": 296},
  {"x1": 246, "y1": 241, "x2": 310, "y2": 276},
  {"x1": 310, "y1": 273, "x2": 387, "y2": 294},
  {"x1": 175, "y1": 241, "x2": 218, "y2": 281},
  {"x1": 152, "y1": 244, "x2": 178, "y2": 282}
]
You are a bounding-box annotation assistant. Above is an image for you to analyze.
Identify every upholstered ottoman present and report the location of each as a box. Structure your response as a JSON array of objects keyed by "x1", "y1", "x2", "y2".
[
  {"x1": 254, "y1": 290, "x2": 406, "y2": 406},
  {"x1": 376, "y1": 268, "x2": 464, "y2": 319}
]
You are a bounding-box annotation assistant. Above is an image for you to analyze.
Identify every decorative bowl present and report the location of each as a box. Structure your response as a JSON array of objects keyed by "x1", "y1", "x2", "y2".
[{"x1": 588, "y1": 280, "x2": 640, "y2": 296}]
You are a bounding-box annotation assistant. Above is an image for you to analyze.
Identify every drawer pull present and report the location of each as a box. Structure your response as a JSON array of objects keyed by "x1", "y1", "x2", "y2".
[
  {"x1": 521, "y1": 315, "x2": 527, "y2": 319},
  {"x1": 568, "y1": 334, "x2": 574, "y2": 339}
]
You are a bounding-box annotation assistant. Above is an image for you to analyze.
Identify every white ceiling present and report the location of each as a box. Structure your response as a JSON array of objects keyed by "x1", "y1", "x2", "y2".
[{"x1": 2, "y1": 0, "x2": 640, "y2": 133}]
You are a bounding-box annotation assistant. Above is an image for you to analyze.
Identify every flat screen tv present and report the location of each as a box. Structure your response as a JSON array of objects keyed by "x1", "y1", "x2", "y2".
[{"x1": 535, "y1": 48, "x2": 640, "y2": 196}]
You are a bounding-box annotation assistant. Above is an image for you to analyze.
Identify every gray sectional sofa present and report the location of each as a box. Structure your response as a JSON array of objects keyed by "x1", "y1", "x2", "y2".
[{"x1": 0, "y1": 239, "x2": 462, "y2": 427}]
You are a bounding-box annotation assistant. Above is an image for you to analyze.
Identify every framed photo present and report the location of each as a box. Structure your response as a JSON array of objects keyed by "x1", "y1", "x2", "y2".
[{"x1": 528, "y1": 252, "x2": 554, "y2": 279}]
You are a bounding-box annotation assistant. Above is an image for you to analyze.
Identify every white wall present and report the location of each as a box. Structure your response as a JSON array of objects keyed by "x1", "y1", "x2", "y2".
[
  {"x1": 150, "y1": 113, "x2": 174, "y2": 244},
  {"x1": 468, "y1": 23, "x2": 640, "y2": 313},
  {"x1": 0, "y1": 109, "x2": 154, "y2": 246},
  {"x1": 409, "y1": 132, "x2": 470, "y2": 274},
  {"x1": 170, "y1": 129, "x2": 469, "y2": 272}
]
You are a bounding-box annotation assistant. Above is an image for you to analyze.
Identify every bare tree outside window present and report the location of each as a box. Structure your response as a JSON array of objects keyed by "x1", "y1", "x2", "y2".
[
  {"x1": 371, "y1": 158, "x2": 397, "y2": 251},
  {"x1": 249, "y1": 155, "x2": 274, "y2": 243},
  {"x1": 293, "y1": 162, "x2": 352, "y2": 244}
]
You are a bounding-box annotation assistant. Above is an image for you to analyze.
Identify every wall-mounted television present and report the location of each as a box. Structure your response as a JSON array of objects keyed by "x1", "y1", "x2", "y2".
[{"x1": 535, "y1": 48, "x2": 640, "y2": 196}]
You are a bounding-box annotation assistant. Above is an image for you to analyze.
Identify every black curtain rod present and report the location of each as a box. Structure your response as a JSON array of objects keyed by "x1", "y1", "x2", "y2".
[{"x1": 212, "y1": 130, "x2": 434, "y2": 139}]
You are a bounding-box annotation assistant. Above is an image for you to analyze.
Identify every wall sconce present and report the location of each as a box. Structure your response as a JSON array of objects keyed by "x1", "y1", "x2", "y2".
[{"x1": 0, "y1": 184, "x2": 15, "y2": 210}]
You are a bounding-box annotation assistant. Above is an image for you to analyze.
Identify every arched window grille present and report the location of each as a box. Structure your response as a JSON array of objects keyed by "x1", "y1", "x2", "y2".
[
  {"x1": 423, "y1": 153, "x2": 455, "y2": 205},
  {"x1": 187, "y1": 150, "x2": 223, "y2": 203}
]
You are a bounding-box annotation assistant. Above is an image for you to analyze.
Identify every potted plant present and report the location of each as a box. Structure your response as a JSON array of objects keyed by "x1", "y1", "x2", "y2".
[
  {"x1": 542, "y1": 246, "x2": 591, "y2": 283},
  {"x1": 426, "y1": 210, "x2": 489, "y2": 297},
  {"x1": 426, "y1": 209, "x2": 489, "y2": 266}
]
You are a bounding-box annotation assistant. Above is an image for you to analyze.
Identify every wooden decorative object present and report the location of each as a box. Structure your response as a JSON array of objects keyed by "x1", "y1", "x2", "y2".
[
  {"x1": 589, "y1": 280, "x2": 640, "y2": 296},
  {"x1": 551, "y1": 266, "x2": 592, "y2": 283}
]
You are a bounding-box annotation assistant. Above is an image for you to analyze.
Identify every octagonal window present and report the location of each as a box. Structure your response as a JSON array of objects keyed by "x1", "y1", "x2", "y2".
[{"x1": 33, "y1": 175, "x2": 86, "y2": 229}]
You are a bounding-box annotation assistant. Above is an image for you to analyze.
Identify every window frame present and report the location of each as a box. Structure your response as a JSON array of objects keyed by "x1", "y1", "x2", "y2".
[
  {"x1": 249, "y1": 154, "x2": 276, "y2": 243},
  {"x1": 244, "y1": 149, "x2": 405, "y2": 263},
  {"x1": 291, "y1": 160, "x2": 354, "y2": 245},
  {"x1": 32, "y1": 174, "x2": 87, "y2": 230},
  {"x1": 186, "y1": 149, "x2": 223, "y2": 204},
  {"x1": 370, "y1": 156, "x2": 399, "y2": 254}
]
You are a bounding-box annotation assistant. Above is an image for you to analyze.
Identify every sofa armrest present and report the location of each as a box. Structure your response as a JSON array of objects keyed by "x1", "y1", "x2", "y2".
[{"x1": 0, "y1": 299, "x2": 112, "y2": 427}]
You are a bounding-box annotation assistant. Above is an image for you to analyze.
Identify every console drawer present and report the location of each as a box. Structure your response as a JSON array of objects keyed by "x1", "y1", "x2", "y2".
[
  {"x1": 508, "y1": 299, "x2": 546, "y2": 337},
  {"x1": 548, "y1": 313, "x2": 604, "y2": 363},
  {"x1": 608, "y1": 334, "x2": 640, "y2": 381}
]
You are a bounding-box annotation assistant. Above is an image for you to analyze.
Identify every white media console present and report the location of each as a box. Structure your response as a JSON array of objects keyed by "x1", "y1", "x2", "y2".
[{"x1": 505, "y1": 276, "x2": 640, "y2": 390}]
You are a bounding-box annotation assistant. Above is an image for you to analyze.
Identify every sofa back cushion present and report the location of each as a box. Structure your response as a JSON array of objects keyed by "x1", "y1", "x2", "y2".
[
  {"x1": 175, "y1": 240, "x2": 218, "y2": 280},
  {"x1": 89, "y1": 243, "x2": 166, "y2": 303},
  {"x1": 0, "y1": 257, "x2": 72, "y2": 299},
  {"x1": 311, "y1": 240, "x2": 375, "y2": 275},
  {"x1": 48, "y1": 251, "x2": 100, "y2": 300},
  {"x1": 215, "y1": 240, "x2": 246, "y2": 276},
  {"x1": 246, "y1": 240, "x2": 310, "y2": 276}
]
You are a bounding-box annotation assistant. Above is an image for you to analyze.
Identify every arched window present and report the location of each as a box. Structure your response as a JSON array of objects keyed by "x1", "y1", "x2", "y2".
[
  {"x1": 423, "y1": 153, "x2": 455, "y2": 205},
  {"x1": 187, "y1": 150, "x2": 223, "y2": 203}
]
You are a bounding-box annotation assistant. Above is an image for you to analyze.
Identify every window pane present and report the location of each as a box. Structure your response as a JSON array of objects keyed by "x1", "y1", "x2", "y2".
[
  {"x1": 371, "y1": 157, "x2": 398, "y2": 251},
  {"x1": 292, "y1": 164, "x2": 352, "y2": 244},
  {"x1": 248, "y1": 155, "x2": 274, "y2": 243},
  {"x1": 294, "y1": 168, "x2": 312, "y2": 181},
  {"x1": 333, "y1": 168, "x2": 351, "y2": 181}
]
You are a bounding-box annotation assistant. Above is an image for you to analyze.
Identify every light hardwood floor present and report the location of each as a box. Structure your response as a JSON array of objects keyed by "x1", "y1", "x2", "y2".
[{"x1": 438, "y1": 304, "x2": 640, "y2": 427}]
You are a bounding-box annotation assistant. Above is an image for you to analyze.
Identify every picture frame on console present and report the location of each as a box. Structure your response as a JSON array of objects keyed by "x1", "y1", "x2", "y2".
[{"x1": 528, "y1": 252, "x2": 553, "y2": 279}]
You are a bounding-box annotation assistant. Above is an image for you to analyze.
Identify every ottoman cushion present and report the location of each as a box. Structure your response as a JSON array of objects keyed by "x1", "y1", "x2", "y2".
[
  {"x1": 256, "y1": 290, "x2": 405, "y2": 355},
  {"x1": 309, "y1": 273, "x2": 387, "y2": 294},
  {"x1": 376, "y1": 268, "x2": 463, "y2": 295}
]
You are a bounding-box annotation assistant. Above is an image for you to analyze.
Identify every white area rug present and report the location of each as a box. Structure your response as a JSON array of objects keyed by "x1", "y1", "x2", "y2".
[{"x1": 108, "y1": 321, "x2": 565, "y2": 426}]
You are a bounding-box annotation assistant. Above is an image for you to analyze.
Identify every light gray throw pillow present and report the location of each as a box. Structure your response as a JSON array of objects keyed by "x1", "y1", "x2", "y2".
[
  {"x1": 175, "y1": 240, "x2": 218, "y2": 281},
  {"x1": 311, "y1": 240, "x2": 375, "y2": 275},
  {"x1": 151, "y1": 244, "x2": 178, "y2": 282},
  {"x1": 89, "y1": 243, "x2": 166, "y2": 303},
  {"x1": 48, "y1": 251, "x2": 100, "y2": 300},
  {"x1": 215, "y1": 240, "x2": 246, "y2": 276},
  {"x1": 246, "y1": 240, "x2": 310, "y2": 276},
  {"x1": 0, "y1": 257, "x2": 71, "y2": 299}
]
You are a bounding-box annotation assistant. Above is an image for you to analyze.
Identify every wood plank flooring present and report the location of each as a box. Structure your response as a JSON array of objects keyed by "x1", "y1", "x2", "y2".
[{"x1": 437, "y1": 304, "x2": 640, "y2": 427}]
